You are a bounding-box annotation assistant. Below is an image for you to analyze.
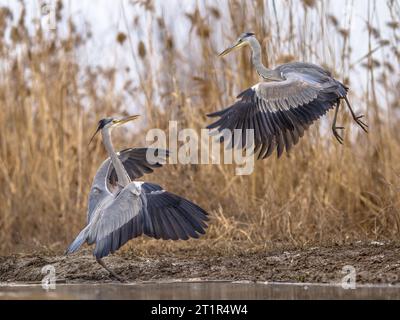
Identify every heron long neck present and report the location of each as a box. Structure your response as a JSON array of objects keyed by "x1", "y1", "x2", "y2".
[
  {"x1": 248, "y1": 38, "x2": 282, "y2": 81},
  {"x1": 101, "y1": 128, "x2": 131, "y2": 187}
]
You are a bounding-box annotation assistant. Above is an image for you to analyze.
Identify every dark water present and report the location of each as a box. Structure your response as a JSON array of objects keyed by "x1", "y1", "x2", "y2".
[{"x1": 0, "y1": 281, "x2": 399, "y2": 300}]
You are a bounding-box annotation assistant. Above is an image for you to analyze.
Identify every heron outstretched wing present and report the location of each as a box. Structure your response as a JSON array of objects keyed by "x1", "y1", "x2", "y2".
[
  {"x1": 109, "y1": 148, "x2": 169, "y2": 185},
  {"x1": 92, "y1": 182, "x2": 208, "y2": 259},
  {"x1": 87, "y1": 148, "x2": 169, "y2": 223},
  {"x1": 207, "y1": 71, "x2": 347, "y2": 159}
]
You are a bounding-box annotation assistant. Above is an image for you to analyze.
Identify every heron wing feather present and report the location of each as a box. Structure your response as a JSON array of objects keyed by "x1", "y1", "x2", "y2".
[
  {"x1": 92, "y1": 182, "x2": 208, "y2": 259},
  {"x1": 108, "y1": 148, "x2": 169, "y2": 185},
  {"x1": 207, "y1": 70, "x2": 347, "y2": 159},
  {"x1": 87, "y1": 148, "x2": 168, "y2": 223},
  {"x1": 140, "y1": 183, "x2": 208, "y2": 240}
]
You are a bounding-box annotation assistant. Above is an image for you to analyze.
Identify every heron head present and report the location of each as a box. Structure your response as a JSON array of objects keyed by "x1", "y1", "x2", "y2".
[
  {"x1": 219, "y1": 32, "x2": 255, "y2": 57},
  {"x1": 88, "y1": 115, "x2": 140, "y2": 145}
]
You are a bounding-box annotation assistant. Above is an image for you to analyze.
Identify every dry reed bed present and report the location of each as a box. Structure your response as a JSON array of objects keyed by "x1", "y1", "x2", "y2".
[{"x1": 0, "y1": 0, "x2": 399, "y2": 254}]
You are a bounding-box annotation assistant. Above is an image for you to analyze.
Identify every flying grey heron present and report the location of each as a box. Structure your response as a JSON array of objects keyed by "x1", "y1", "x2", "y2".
[
  {"x1": 207, "y1": 33, "x2": 368, "y2": 159},
  {"x1": 66, "y1": 115, "x2": 208, "y2": 281}
]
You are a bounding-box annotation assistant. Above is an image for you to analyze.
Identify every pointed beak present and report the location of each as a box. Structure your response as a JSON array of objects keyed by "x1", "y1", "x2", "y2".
[
  {"x1": 113, "y1": 114, "x2": 140, "y2": 126},
  {"x1": 88, "y1": 115, "x2": 140, "y2": 146},
  {"x1": 219, "y1": 41, "x2": 247, "y2": 57},
  {"x1": 88, "y1": 126, "x2": 101, "y2": 146}
]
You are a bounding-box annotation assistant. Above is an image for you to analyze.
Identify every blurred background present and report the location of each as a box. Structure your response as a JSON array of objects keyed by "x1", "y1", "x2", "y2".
[{"x1": 0, "y1": 0, "x2": 399, "y2": 255}]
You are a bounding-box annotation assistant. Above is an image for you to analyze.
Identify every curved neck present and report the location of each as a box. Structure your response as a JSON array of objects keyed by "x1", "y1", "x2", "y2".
[
  {"x1": 248, "y1": 38, "x2": 282, "y2": 81},
  {"x1": 101, "y1": 128, "x2": 130, "y2": 187}
]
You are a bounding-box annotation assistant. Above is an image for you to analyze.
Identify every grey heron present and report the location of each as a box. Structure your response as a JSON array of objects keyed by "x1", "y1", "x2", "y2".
[
  {"x1": 66, "y1": 115, "x2": 208, "y2": 281},
  {"x1": 207, "y1": 33, "x2": 368, "y2": 159}
]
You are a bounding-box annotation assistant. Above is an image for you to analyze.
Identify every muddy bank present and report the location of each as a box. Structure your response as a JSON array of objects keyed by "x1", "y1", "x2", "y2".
[{"x1": 0, "y1": 242, "x2": 399, "y2": 284}]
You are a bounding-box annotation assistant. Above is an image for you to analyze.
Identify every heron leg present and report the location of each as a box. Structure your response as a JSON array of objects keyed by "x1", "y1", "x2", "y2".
[
  {"x1": 343, "y1": 97, "x2": 368, "y2": 133},
  {"x1": 332, "y1": 101, "x2": 345, "y2": 144},
  {"x1": 96, "y1": 258, "x2": 126, "y2": 283}
]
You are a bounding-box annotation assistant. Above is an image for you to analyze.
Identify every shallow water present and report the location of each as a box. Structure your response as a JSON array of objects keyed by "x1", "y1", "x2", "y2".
[{"x1": 1, "y1": 281, "x2": 400, "y2": 300}]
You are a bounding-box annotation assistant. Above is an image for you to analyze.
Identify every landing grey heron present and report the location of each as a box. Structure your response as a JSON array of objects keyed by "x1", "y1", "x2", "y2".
[
  {"x1": 207, "y1": 33, "x2": 368, "y2": 159},
  {"x1": 66, "y1": 115, "x2": 208, "y2": 281}
]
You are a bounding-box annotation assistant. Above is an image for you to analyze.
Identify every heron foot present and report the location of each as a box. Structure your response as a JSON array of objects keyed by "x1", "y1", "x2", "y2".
[
  {"x1": 353, "y1": 114, "x2": 368, "y2": 133},
  {"x1": 96, "y1": 258, "x2": 127, "y2": 283},
  {"x1": 107, "y1": 269, "x2": 127, "y2": 283},
  {"x1": 332, "y1": 126, "x2": 345, "y2": 144}
]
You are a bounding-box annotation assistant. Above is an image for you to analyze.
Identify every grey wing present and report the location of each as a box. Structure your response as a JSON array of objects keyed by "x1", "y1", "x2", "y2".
[
  {"x1": 207, "y1": 70, "x2": 348, "y2": 159},
  {"x1": 277, "y1": 62, "x2": 333, "y2": 78},
  {"x1": 139, "y1": 183, "x2": 208, "y2": 241},
  {"x1": 91, "y1": 182, "x2": 142, "y2": 258},
  {"x1": 87, "y1": 148, "x2": 169, "y2": 223},
  {"x1": 87, "y1": 160, "x2": 114, "y2": 223},
  {"x1": 93, "y1": 182, "x2": 208, "y2": 259},
  {"x1": 66, "y1": 181, "x2": 139, "y2": 257},
  {"x1": 109, "y1": 148, "x2": 169, "y2": 185}
]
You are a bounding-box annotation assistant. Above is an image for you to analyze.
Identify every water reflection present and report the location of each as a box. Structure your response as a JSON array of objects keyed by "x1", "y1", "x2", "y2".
[{"x1": 0, "y1": 282, "x2": 399, "y2": 300}]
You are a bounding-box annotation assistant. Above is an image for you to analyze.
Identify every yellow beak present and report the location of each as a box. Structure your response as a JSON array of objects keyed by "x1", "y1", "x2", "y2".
[
  {"x1": 219, "y1": 41, "x2": 247, "y2": 57},
  {"x1": 113, "y1": 114, "x2": 140, "y2": 126},
  {"x1": 88, "y1": 115, "x2": 140, "y2": 146}
]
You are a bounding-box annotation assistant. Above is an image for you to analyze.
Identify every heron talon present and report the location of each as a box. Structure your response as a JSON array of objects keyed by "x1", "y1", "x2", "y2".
[
  {"x1": 106, "y1": 268, "x2": 127, "y2": 283},
  {"x1": 106, "y1": 270, "x2": 127, "y2": 283},
  {"x1": 97, "y1": 258, "x2": 127, "y2": 283},
  {"x1": 334, "y1": 134, "x2": 343, "y2": 144},
  {"x1": 332, "y1": 126, "x2": 344, "y2": 144},
  {"x1": 353, "y1": 114, "x2": 368, "y2": 133},
  {"x1": 113, "y1": 274, "x2": 127, "y2": 283}
]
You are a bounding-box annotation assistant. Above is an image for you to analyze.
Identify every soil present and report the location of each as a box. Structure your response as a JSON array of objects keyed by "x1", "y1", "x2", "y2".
[{"x1": 0, "y1": 241, "x2": 399, "y2": 284}]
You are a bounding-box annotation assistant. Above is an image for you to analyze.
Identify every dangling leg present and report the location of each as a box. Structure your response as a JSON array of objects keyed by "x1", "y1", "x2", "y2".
[
  {"x1": 96, "y1": 258, "x2": 126, "y2": 282},
  {"x1": 343, "y1": 96, "x2": 368, "y2": 133},
  {"x1": 332, "y1": 101, "x2": 345, "y2": 144}
]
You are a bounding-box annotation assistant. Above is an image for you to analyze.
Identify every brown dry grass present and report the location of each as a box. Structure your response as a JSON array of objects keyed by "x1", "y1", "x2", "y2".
[{"x1": 0, "y1": 0, "x2": 399, "y2": 255}]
